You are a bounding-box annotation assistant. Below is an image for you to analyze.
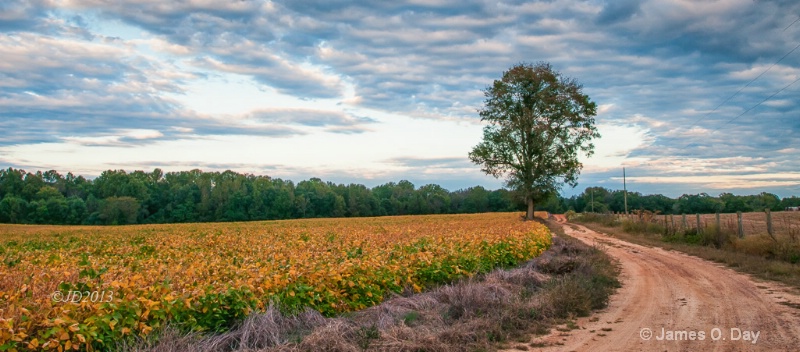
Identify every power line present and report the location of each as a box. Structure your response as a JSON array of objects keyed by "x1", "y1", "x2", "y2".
[
  {"x1": 657, "y1": 42, "x2": 800, "y2": 148},
  {"x1": 673, "y1": 74, "x2": 800, "y2": 153},
  {"x1": 706, "y1": 75, "x2": 800, "y2": 135},
  {"x1": 595, "y1": 12, "x2": 800, "y2": 187},
  {"x1": 652, "y1": 11, "x2": 800, "y2": 147},
  {"x1": 784, "y1": 16, "x2": 800, "y2": 32}
]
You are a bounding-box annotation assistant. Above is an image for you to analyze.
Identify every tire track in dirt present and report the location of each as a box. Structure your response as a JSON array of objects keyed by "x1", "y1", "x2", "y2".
[{"x1": 522, "y1": 215, "x2": 800, "y2": 351}]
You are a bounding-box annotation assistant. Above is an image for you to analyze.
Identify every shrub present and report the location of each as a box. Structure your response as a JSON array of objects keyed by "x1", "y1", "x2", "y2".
[
  {"x1": 731, "y1": 235, "x2": 800, "y2": 264},
  {"x1": 730, "y1": 235, "x2": 774, "y2": 257},
  {"x1": 545, "y1": 276, "x2": 593, "y2": 318},
  {"x1": 699, "y1": 224, "x2": 733, "y2": 249},
  {"x1": 574, "y1": 212, "x2": 618, "y2": 227},
  {"x1": 621, "y1": 219, "x2": 645, "y2": 234},
  {"x1": 773, "y1": 241, "x2": 800, "y2": 264}
]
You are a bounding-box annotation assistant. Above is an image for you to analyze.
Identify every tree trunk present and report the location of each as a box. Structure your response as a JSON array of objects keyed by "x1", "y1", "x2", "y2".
[{"x1": 526, "y1": 198, "x2": 535, "y2": 220}]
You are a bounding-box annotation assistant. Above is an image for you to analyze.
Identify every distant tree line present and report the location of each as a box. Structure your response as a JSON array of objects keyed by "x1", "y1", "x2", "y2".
[
  {"x1": 548, "y1": 187, "x2": 800, "y2": 215},
  {"x1": 1, "y1": 168, "x2": 798, "y2": 225},
  {"x1": 0, "y1": 168, "x2": 521, "y2": 225}
]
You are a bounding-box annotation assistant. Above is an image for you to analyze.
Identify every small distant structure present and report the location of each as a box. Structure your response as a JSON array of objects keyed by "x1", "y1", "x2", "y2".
[{"x1": 786, "y1": 206, "x2": 800, "y2": 211}]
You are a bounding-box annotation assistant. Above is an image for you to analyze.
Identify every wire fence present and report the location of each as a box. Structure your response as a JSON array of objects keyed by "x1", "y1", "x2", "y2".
[{"x1": 615, "y1": 210, "x2": 800, "y2": 239}]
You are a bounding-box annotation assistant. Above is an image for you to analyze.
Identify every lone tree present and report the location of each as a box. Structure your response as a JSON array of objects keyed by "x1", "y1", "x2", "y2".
[{"x1": 469, "y1": 62, "x2": 599, "y2": 220}]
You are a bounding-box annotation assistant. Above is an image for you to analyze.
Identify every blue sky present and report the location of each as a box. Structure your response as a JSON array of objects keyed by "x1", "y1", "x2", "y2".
[{"x1": 1, "y1": 0, "x2": 799, "y2": 198}]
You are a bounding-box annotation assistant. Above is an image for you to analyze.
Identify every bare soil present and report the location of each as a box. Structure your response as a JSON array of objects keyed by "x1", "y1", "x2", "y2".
[{"x1": 519, "y1": 215, "x2": 800, "y2": 352}]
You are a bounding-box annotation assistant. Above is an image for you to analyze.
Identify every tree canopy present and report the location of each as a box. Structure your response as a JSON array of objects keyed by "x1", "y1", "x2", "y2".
[
  {"x1": 0, "y1": 168, "x2": 519, "y2": 225},
  {"x1": 469, "y1": 62, "x2": 599, "y2": 219}
]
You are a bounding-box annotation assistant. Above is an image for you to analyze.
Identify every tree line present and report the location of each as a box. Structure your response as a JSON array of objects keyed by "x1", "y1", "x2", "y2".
[
  {"x1": 0, "y1": 168, "x2": 520, "y2": 225},
  {"x1": 1, "y1": 168, "x2": 798, "y2": 225},
  {"x1": 550, "y1": 187, "x2": 800, "y2": 215}
]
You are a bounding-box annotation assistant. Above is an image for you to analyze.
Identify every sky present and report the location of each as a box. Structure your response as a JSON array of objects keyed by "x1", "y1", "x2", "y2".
[{"x1": 1, "y1": 0, "x2": 799, "y2": 198}]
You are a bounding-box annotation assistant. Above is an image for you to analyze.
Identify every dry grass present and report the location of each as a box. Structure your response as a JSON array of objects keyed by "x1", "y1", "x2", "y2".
[
  {"x1": 533, "y1": 211, "x2": 551, "y2": 220},
  {"x1": 122, "y1": 220, "x2": 619, "y2": 352}
]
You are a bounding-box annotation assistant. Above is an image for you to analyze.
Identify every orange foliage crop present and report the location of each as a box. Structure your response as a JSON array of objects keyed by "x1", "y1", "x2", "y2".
[{"x1": 0, "y1": 213, "x2": 550, "y2": 351}]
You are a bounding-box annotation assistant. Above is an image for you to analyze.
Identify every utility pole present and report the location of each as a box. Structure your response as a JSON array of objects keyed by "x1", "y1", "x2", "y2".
[{"x1": 623, "y1": 167, "x2": 628, "y2": 214}]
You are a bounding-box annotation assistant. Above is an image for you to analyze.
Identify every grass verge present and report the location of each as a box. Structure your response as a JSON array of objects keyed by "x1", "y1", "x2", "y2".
[
  {"x1": 572, "y1": 215, "x2": 800, "y2": 290},
  {"x1": 120, "y1": 219, "x2": 620, "y2": 352}
]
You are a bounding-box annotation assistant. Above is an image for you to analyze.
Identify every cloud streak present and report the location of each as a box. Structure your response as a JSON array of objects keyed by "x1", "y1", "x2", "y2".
[{"x1": 0, "y1": 0, "x2": 798, "y2": 197}]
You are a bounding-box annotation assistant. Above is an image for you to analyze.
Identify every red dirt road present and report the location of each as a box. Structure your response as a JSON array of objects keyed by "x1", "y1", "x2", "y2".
[{"x1": 525, "y1": 215, "x2": 800, "y2": 351}]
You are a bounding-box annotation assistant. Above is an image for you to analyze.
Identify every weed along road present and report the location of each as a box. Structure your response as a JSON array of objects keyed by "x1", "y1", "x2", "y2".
[{"x1": 529, "y1": 215, "x2": 800, "y2": 351}]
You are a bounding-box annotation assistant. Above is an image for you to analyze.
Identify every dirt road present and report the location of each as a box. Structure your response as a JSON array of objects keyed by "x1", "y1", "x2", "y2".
[{"x1": 526, "y1": 215, "x2": 800, "y2": 351}]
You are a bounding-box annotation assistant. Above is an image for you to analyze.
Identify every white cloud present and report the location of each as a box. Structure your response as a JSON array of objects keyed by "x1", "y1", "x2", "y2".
[
  {"x1": 123, "y1": 129, "x2": 164, "y2": 140},
  {"x1": 627, "y1": 173, "x2": 800, "y2": 190},
  {"x1": 1, "y1": 0, "x2": 799, "y2": 197},
  {"x1": 582, "y1": 123, "x2": 652, "y2": 171}
]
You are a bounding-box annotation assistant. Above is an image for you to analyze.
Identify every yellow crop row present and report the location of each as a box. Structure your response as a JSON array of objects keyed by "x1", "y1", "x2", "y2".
[{"x1": 0, "y1": 212, "x2": 551, "y2": 351}]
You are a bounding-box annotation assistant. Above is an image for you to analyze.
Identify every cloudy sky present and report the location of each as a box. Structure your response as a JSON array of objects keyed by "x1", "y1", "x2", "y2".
[{"x1": 1, "y1": 0, "x2": 799, "y2": 198}]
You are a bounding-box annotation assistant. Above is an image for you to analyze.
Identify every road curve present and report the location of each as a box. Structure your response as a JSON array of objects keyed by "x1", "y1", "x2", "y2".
[{"x1": 525, "y1": 215, "x2": 800, "y2": 352}]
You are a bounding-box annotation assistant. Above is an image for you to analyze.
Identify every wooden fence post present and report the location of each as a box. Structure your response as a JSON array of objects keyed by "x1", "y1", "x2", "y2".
[
  {"x1": 671, "y1": 215, "x2": 675, "y2": 234},
  {"x1": 737, "y1": 211, "x2": 744, "y2": 238},
  {"x1": 766, "y1": 209, "x2": 773, "y2": 237},
  {"x1": 696, "y1": 213, "x2": 702, "y2": 234},
  {"x1": 715, "y1": 212, "x2": 721, "y2": 236},
  {"x1": 682, "y1": 214, "x2": 688, "y2": 231}
]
